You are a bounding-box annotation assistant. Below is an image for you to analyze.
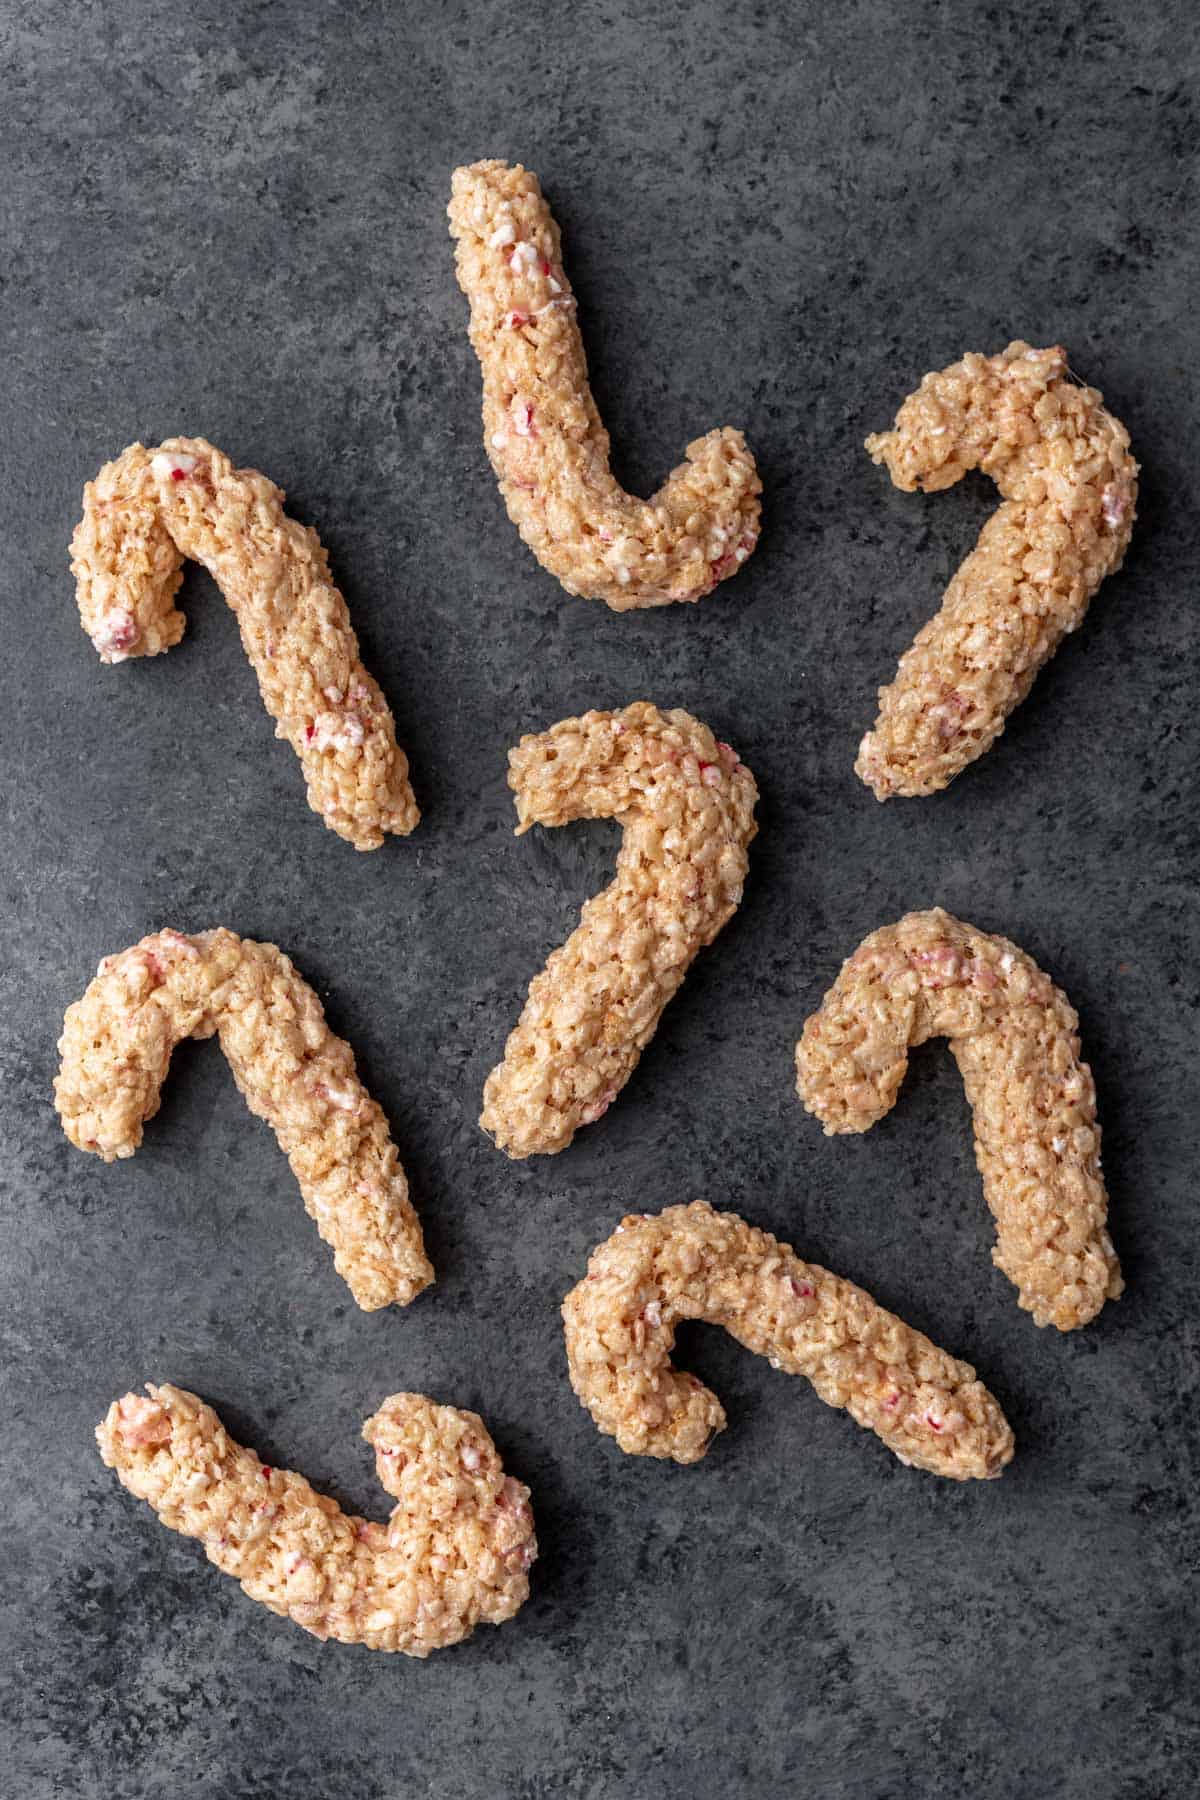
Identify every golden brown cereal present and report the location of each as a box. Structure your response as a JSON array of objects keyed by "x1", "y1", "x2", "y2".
[
  {"x1": 97, "y1": 1384, "x2": 536, "y2": 1657},
  {"x1": 55, "y1": 928, "x2": 432, "y2": 1310},
  {"x1": 796, "y1": 908, "x2": 1121, "y2": 1330},
  {"x1": 480, "y1": 704, "x2": 758, "y2": 1157},
  {"x1": 70, "y1": 438, "x2": 418, "y2": 849},
  {"x1": 563, "y1": 1202, "x2": 1012, "y2": 1480},
  {"x1": 448, "y1": 161, "x2": 761, "y2": 610},
  {"x1": 856, "y1": 342, "x2": 1137, "y2": 798}
]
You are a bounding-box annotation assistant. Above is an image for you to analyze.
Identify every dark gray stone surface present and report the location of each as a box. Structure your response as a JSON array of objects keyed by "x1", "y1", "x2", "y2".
[{"x1": 1, "y1": 1, "x2": 1197, "y2": 1794}]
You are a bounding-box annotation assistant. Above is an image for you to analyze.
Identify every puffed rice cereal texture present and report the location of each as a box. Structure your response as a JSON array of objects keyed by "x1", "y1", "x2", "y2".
[
  {"x1": 856, "y1": 342, "x2": 1137, "y2": 798},
  {"x1": 71, "y1": 438, "x2": 418, "y2": 849},
  {"x1": 481, "y1": 704, "x2": 758, "y2": 1158},
  {"x1": 55, "y1": 928, "x2": 432, "y2": 1310},
  {"x1": 795, "y1": 908, "x2": 1121, "y2": 1330},
  {"x1": 563, "y1": 1202, "x2": 1013, "y2": 1480},
  {"x1": 97, "y1": 1384, "x2": 536, "y2": 1656},
  {"x1": 449, "y1": 161, "x2": 761, "y2": 610}
]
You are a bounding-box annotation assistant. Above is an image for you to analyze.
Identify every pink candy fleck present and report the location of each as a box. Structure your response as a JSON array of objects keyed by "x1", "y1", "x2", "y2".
[
  {"x1": 788, "y1": 1277, "x2": 815, "y2": 1300},
  {"x1": 93, "y1": 607, "x2": 137, "y2": 657},
  {"x1": 316, "y1": 1080, "x2": 362, "y2": 1115},
  {"x1": 969, "y1": 957, "x2": 999, "y2": 992},
  {"x1": 930, "y1": 691, "x2": 969, "y2": 740},
  {"x1": 115, "y1": 1395, "x2": 172, "y2": 1448},
  {"x1": 310, "y1": 712, "x2": 365, "y2": 753},
  {"x1": 579, "y1": 1086, "x2": 617, "y2": 1126},
  {"x1": 505, "y1": 309, "x2": 531, "y2": 329},
  {"x1": 155, "y1": 928, "x2": 198, "y2": 962},
  {"x1": 149, "y1": 451, "x2": 198, "y2": 482},
  {"x1": 1102, "y1": 484, "x2": 1128, "y2": 528},
  {"x1": 912, "y1": 945, "x2": 962, "y2": 987}
]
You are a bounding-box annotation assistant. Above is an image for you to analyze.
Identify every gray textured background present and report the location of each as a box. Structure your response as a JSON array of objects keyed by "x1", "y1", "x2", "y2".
[{"x1": 1, "y1": 2, "x2": 1197, "y2": 1795}]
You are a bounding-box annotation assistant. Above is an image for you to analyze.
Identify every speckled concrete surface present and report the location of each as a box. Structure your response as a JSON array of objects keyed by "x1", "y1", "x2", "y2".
[{"x1": 1, "y1": 3, "x2": 1197, "y2": 1795}]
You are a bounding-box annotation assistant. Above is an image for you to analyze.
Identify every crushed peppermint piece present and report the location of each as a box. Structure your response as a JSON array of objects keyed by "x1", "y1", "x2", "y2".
[
  {"x1": 150, "y1": 451, "x2": 198, "y2": 481},
  {"x1": 92, "y1": 607, "x2": 138, "y2": 657}
]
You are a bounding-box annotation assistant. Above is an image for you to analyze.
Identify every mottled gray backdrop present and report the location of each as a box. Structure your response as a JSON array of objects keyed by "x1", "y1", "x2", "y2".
[{"x1": 1, "y1": 2, "x2": 1197, "y2": 1795}]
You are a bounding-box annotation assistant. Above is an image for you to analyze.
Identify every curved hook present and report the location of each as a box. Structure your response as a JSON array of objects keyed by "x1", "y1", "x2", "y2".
[
  {"x1": 97, "y1": 1383, "x2": 536, "y2": 1656},
  {"x1": 796, "y1": 908, "x2": 1122, "y2": 1330},
  {"x1": 481, "y1": 704, "x2": 758, "y2": 1157},
  {"x1": 70, "y1": 438, "x2": 419, "y2": 849},
  {"x1": 856, "y1": 342, "x2": 1137, "y2": 798},
  {"x1": 55, "y1": 928, "x2": 432, "y2": 1310},
  {"x1": 449, "y1": 161, "x2": 761, "y2": 610},
  {"x1": 563, "y1": 1202, "x2": 1013, "y2": 1480}
]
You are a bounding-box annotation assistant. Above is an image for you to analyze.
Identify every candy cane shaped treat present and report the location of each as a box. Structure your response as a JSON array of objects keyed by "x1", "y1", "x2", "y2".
[
  {"x1": 55, "y1": 929, "x2": 432, "y2": 1310},
  {"x1": 796, "y1": 909, "x2": 1122, "y2": 1331},
  {"x1": 856, "y1": 342, "x2": 1137, "y2": 798},
  {"x1": 481, "y1": 705, "x2": 758, "y2": 1157},
  {"x1": 448, "y1": 161, "x2": 761, "y2": 610},
  {"x1": 97, "y1": 1385, "x2": 536, "y2": 1656},
  {"x1": 70, "y1": 439, "x2": 418, "y2": 849},
  {"x1": 563, "y1": 1203, "x2": 1013, "y2": 1480}
]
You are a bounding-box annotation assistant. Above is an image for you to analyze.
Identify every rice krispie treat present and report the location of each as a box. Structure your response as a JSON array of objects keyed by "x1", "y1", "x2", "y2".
[
  {"x1": 481, "y1": 704, "x2": 758, "y2": 1157},
  {"x1": 796, "y1": 909, "x2": 1121, "y2": 1331},
  {"x1": 856, "y1": 343, "x2": 1137, "y2": 798},
  {"x1": 55, "y1": 928, "x2": 432, "y2": 1310},
  {"x1": 71, "y1": 439, "x2": 419, "y2": 849},
  {"x1": 98, "y1": 1385, "x2": 536, "y2": 1657},
  {"x1": 563, "y1": 1202, "x2": 1013, "y2": 1480},
  {"x1": 449, "y1": 161, "x2": 761, "y2": 610}
]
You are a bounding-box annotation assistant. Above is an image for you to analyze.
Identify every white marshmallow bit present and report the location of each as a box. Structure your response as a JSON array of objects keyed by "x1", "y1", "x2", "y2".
[
  {"x1": 322, "y1": 1082, "x2": 361, "y2": 1113},
  {"x1": 150, "y1": 452, "x2": 198, "y2": 480}
]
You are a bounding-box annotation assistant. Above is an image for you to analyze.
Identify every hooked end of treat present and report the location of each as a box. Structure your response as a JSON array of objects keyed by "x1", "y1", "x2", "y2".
[
  {"x1": 854, "y1": 730, "x2": 946, "y2": 801},
  {"x1": 854, "y1": 730, "x2": 896, "y2": 800},
  {"x1": 98, "y1": 1389, "x2": 175, "y2": 1468}
]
